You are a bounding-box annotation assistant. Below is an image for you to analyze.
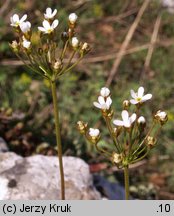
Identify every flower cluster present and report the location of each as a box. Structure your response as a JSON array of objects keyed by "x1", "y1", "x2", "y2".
[
  {"x1": 77, "y1": 86, "x2": 167, "y2": 168},
  {"x1": 10, "y1": 8, "x2": 90, "y2": 81}
]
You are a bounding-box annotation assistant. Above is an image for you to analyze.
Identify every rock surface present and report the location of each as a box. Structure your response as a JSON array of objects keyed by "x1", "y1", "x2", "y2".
[
  {"x1": 0, "y1": 152, "x2": 101, "y2": 200},
  {"x1": 0, "y1": 137, "x2": 9, "y2": 152}
]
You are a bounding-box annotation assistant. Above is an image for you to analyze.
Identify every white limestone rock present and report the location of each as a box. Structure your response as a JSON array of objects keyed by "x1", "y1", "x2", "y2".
[{"x1": 0, "y1": 152, "x2": 101, "y2": 200}]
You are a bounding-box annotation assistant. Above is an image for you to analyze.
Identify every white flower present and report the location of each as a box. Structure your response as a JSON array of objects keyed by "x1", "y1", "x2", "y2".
[
  {"x1": 22, "y1": 38, "x2": 31, "y2": 49},
  {"x1": 38, "y1": 19, "x2": 59, "y2": 34},
  {"x1": 113, "y1": 110, "x2": 136, "y2": 128},
  {"x1": 20, "y1": 21, "x2": 31, "y2": 33},
  {"x1": 155, "y1": 110, "x2": 168, "y2": 122},
  {"x1": 93, "y1": 96, "x2": 112, "y2": 110},
  {"x1": 138, "y1": 116, "x2": 146, "y2": 124},
  {"x1": 10, "y1": 14, "x2": 27, "y2": 27},
  {"x1": 44, "y1": 8, "x2": 57, "y2": 19},
  {"x1": 69, "y1": 13, "x2": 78, "y2": 24},
  {"x1": 89, "y1": 128, "x2": 100, "y2": 137},
  {"x1": 71, "y1": 37, "x2": 79, "y2": 48},
  {"x1": 130, "y1": 86, "x2": 152, "y2": 104},
  {"x1": 100, "y1": 87, "x2": 110, "y2": 97}
]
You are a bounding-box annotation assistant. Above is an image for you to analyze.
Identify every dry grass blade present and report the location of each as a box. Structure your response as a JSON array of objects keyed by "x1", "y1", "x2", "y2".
[
  {"x1": 81, "y1": 8, "x2": 138, "y2": 24},
  {"x1": 141, "y1": 14, "x2": 162, "y2": 80},
  {"x1": 106, "y1": 0, "x2": 151, "y2": 87}
]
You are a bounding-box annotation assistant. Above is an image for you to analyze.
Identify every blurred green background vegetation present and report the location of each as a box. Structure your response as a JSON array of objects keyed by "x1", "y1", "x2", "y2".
[{"x1": 0, "y1": 0, "x2": 174, "y2": 199}]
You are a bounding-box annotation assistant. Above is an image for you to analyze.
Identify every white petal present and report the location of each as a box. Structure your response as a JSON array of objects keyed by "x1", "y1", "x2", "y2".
[
  {"x1": 141, "y1": 94, "x2": 152, "y2": 102},
  {"x1": 124, "y1": 121, "x2": 131, "y2": 128},
  {"x1": 38, "y1": 27, "x2": 46, "y2": 32},
  {"x1": 113, "y1": 120, "x2": 124, "y2": 126},
  {"x1": 130, "y1": 99, "x2": 138, "y2": 104},
  {"x1": 106, "y1": 97, "x2": 112, "y2": 108},
  {"x1": 100, "y1": 103, "x2": 108, "y2": 109},
  {"x1": 51, "y1": 19, "x2": 59, "y2": 28},
  {"x1": 130, "y1": 89, "x2": 137, "y2": 99},
  {"x1": 130, "y1": 113, "x2": 136, "y2": 124},
  {"x1": 93, "y1": 102, "x2": 101, "y2": 109},
  {"x1": 20, "y1": 21, "x2": 31, "y2": 33},
  {"x1": 20, "y1": 14, "x2": 27, "y2": 23},
  {"x1": 13, "y1": 14, "x2": 19, "y2": 22},
  {"x1": 46, "y1": 8, "x2": 52, "y2": 15},
  {"x1": 122, "y1": 110, "x2": 129, "y2": 122},
  {"x1": 52, "y1": 9, "x2": 57, "y2": 16},
  {"x1": 43, "y1": 20, "x2": 50, "y2": 30},
  {"x1": 100, "y1": 87, "x2": 110, "y2": 97},
  {"x1": 98, "y1": 96, "x2": 105, "y2": 105},
  {"x1": 138, "y1": 86, "x2": 144, "y2": 98}
]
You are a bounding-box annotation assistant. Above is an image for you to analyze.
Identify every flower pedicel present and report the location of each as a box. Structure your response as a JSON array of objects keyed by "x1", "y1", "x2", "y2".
[
  {"x1": 10, "y1": 8, "x2": 90, "y2": 200},
  {"x1": 77, "y1": 86, "x2": 167, "y2": 199}
]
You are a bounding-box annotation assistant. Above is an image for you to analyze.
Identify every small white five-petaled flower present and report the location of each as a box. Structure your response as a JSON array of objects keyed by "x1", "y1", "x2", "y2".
[
  {"x1": 113, "y1": 110, "x2": 136, "y2": 128},
  {"x1": 20, "y1": 21, "x2": 31, "y2": 33},
  {"x1": 38, "y1": 19, "x2": 59, "y2": 34},
  {"x1": 93, "y1": 96, "x2": 112, "y2": 110},
  {"x1": 10, "y1": 14, "x2": 27, "y2": 27},
  {"x1": 100, "y1": 87, "x2": 110, "y2": 97},
  {"x1": 69, "y1": 13, "x2": 78, "y2": 24},
  {"x1": 89, "y1": 128, "x2": 100, "y2": 138},
  {"x1": 44, "y1": 8, "x2": 57, "y2": 19},
  {"x1": 130, "y1": 86, "x2": 152, "y2": 104}
]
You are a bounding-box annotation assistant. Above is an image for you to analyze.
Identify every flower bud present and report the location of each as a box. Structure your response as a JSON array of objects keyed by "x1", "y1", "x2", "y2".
[
  {"x1": 22, "y1": 39, "x2": 31, "y2": 50},
  {"x1": 154, "y1": 110, "x2": 168, "y2": 125},
  {"x1": 10, "y1": 40, "x2": 19, "y2": 53},
  {"x1": 71, "y1": 37, "x2": 79, "y2": 48},
  {"x1": 123, "y1": 100, "x2": 130, "y2": 110},
  {"x1": 88, "y1": 128, "x2": 100, "y2": 144},
  {"x1": 69, "y1": 13, "x2": 78, "y2": 25},
  {"x1": 147, "y1": 136, "x2": 156, "y2": 148},
  {"x1": 81, "y1": 42, "x2": 90, "y2": 54},
  {"x1": 113, "y1": 127, "x2": 122, "y2": 137},
  {"x1": 53, "y1": 60, "x2": 62, "y2": 70},
  {"x1": 138, "y1": 116, "x2": 146, "y2": 124},
  {"x1": 111, "y1": 152, "x2": 123, "y2": 164},
  {"x1": 77, "y1": 121, "x2": 88, "y2": 134},
  {"x1": 61, "y1": 32, "x2": 69, "y2": 42}
]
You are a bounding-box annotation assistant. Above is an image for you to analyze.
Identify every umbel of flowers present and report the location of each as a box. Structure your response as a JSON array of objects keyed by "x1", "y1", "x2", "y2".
[
  {"x1": 77, "y1": 86, "x2": 167, "y2": 200},
  {"x1": 10, "y1": 8, "x2": 90, "y2": 200}
]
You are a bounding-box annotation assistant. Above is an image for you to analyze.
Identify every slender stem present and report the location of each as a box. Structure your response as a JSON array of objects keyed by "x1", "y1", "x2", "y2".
[
  {"x1": 131, "y1": 122, "x2": 156, "y2": 156},
  {"x1": 61, "y1": 56, "x2": 83, "y2": 75},
  {"x1": 132, "y1": 150, "x2": 149, "y2": 164},
  {"x1": 104, "y1": 116, "x2": 121, "y2": 153},
  {"x1": 50, "y1": 81, "x2": 65, "y2": 200},
  {"x1": 124, "y1": 165, "x2": 130, "y2": 200},
  {"x1": 60, "y1": 40, "x2": 69, "y2": 61}
]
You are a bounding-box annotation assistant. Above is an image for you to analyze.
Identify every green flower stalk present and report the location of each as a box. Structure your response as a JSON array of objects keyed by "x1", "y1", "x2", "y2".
[
  {"x1": 77, "y1": 86, "x2": 167, "y2": 200},
  {"x1": 10, "y1": 8, "x2": 90, "y2": 200}
]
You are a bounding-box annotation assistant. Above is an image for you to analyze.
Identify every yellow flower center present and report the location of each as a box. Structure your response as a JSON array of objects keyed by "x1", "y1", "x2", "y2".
[{"x1": 136, "y1": 97, "x2": 142, "y2": 102}]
